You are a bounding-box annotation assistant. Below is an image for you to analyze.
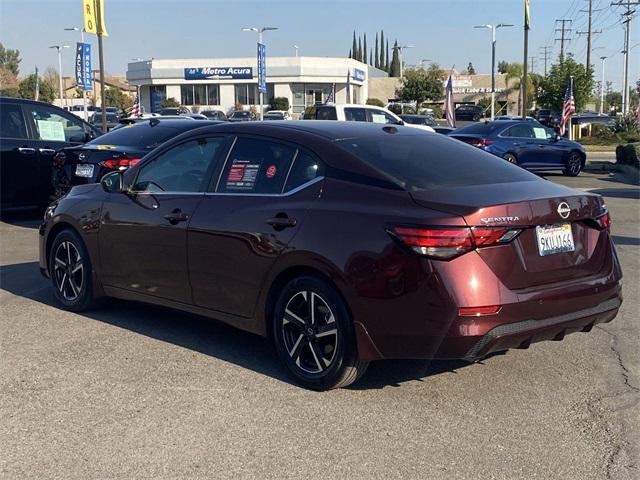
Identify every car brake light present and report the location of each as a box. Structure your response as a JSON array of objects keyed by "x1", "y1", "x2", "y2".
[
  {"x1": 389, "y1": 226, "x2": 521, "y2": 259},
  {"x1": 469, "y1": 139, "x2": 493, "y2": 147},
  {"x1": 101, "y1": 158, "x2": 141, "y2": 169},
  {"x1": 458, "y1": 305, "x2": 501, "y2": 316},
  {"x1": 595, "y1": 210, "x2": 611, "y2": 231}
]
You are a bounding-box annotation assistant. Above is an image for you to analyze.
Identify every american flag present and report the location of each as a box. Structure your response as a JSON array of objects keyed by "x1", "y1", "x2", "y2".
[
  {"x1": 325, "y1": 83, "x2": 335, "y2": 104},
  {"x1": 445, "y1": 74, "x2": 455, "y2": 128},
  {"x1": 130, "y1": 95, "x2": 141, "y2": 116},
  {"x1": 560, "y1": 79, "x2": 576, "y2": 136}
]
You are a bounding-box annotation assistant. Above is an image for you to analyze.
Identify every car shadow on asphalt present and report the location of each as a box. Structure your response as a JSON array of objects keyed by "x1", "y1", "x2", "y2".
[
  {"x1": 612, "y1": 235, "x2": 640, "y2": 246},
  {"x1": 0, "y1": 261, "x2": 475, "y2": 390},
  {"x1": 0, "y1": 211, "x2": 42, "y2": 229}
]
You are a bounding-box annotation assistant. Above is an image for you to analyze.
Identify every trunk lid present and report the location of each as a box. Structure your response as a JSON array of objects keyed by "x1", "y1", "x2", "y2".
[{"x1": 410, "y1": 180, "x2": 609, "y2": 289}]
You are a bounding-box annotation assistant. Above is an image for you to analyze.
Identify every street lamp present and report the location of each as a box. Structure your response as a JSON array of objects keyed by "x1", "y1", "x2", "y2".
[
  {"x1": 599, "y1": 56, "x2": 607, "y2": 115},
  {"x1": 293, "y1": 45, "x2": 299, "y2": 57},
  {"x1": 421, "y1": 58, "x2": 433, "y2": 69},
  {"x1": 49, "y1": 45, "x2": 70, "y2": 107},
  {"x1": 241, "y1": 26, "x2": 278, "y2": 120},
  {"x1": 393, "y1": 44, "x2": 415, "y2": 81},
  {"x1": 474, "y1": 23, "x2": 513, "y2": 120},
  {"x1": 64, "y1": 27, "x2": 88, "y2": 119}
]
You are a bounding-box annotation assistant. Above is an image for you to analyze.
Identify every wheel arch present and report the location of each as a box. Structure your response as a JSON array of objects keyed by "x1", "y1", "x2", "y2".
[{"x1": 45, "y1": 221, "x2": 80, "y2": 274}]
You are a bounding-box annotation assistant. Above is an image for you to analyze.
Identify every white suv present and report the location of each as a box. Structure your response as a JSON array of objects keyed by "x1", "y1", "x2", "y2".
[{"x1": 302, "y1": 104, "x2": 435, "y2": 132}]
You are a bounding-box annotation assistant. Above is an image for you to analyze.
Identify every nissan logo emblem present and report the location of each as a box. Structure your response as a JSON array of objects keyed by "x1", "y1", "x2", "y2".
[{"x1": 557, "y1": 202, "x2": 571, "y2": 219}]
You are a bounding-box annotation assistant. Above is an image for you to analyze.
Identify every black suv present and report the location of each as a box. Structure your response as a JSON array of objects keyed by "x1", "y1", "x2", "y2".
[
  {"x1": 454, "y1": 105, "x2": 485, "y2": 121},
  {"x1": 536, "y1": 109, "x2": 561, "y2": 128},
  {"x1": 0, "y1": 97, "x2": 99, "y2": 212}
]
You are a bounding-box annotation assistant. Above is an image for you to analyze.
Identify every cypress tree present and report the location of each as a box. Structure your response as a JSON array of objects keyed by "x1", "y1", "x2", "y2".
[
  {"x1": 370, "y1": 48, "x2": 373, "y2": 66},
  {"x1": 390, "y1": 40, "x2": 400, "y2": 77},
  {"x1": 352, "y1": 31, "x2": 357, "y2": 59},
  {"x1": 348, "y1": 48, "x2": 352, "y2": 59},
  {"x1": 357, "y1": 37, "x2": 362, "y2": 62},
  {"x1": 385, "y1": 39, "x2": 390, "y2": 71},
  {"x1": 363, "y1": 33, "x2": 367, "y2": 64},
  {"x1": 380, "y1": 30, "x2": 385, "y2": 70},
  {"x1": 374, "y1": 33, "x2": 379, "y2": 69}
]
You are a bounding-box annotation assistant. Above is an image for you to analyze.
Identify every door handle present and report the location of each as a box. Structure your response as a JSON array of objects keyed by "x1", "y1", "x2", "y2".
[
  {"x1": 512, "y1": 142, "x2": 521, "y2": 147},
  {"x1": 163, "y1": 209, "x2": 189, "y2": 225},
  {"x1": 17, "y1": 147, "x2": 36, "y2": 154},
  {"x1": 39, "y1": 148, "x2": 57, "y2": 155},
  {"x1": 266, "y1": 214, "x2": 297, "y2": 231}
]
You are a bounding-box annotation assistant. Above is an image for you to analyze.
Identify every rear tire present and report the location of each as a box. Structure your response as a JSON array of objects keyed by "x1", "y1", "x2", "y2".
[
  {"x1": 272, "y1": 276, "x2": 368, "y2": 390},
  {"x1": 503, "y1": 153, "x2": 518, "y2": 165},
  {"x1": 49, "y1": 229, "x2": 97, "y2": 312},
  {"x1": 563, "y1": 152, "x2": 582, "y2": 177}
]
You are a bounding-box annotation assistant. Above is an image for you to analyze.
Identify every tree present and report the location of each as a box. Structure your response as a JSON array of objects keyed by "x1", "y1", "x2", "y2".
[
  {"x1": 467, "y1": 62, "x2": 476, "y2": 75},
  {"x1": 269, "y1": 96, "x2": 289, "y2": 111},
  {"x1": 43, "y1": 66, "x2": 59, "y2": 93},
  {"x1": 538, "y1": 55, "x2": 594, "y2": 112},
  {"x1": 363, "y1": 34, "x2": 368, "y2": 65},
  {"x1": 497, "y1": 61, "x2": 509, "y2": 74},
  {"x1": 369, "y1": 48, "x2": 373, "y2": 66},
  {"x1": 380, "y1": 30, "x2": 385, "y2": 71},
  {"x1": 160, "y1": 97, "x2": 180, "y2": 108},
  {"x1": 398, "y1": 64, "x2": 445, "y2": 106},
  {"x1": 390, "y1": 41, "x2": 401, "y2": 77},
  {"x1": 104, "y1": 87, "x2": 134, "y2": 111},
  {"x1": 18, "y1": 74, "x2": 55, "y2": 103},
  {"x1": 374, "y1": 33, "x2": 379, "y2": 69},
  {"x1": 385, "y1": 39, "x2": 390, "y2": 71},
  {"x1": 366, "y1": 98, "x2": 385, "y2": 107},
  {"x1": 352, "y1": 31, "x2": 357, "y2": 60},
  {"x1": 0, "y1": 42, "x2": 21, "y2": 76},
  {"x1": 357, "y1": 36, "x2": 362, "y2": 62},
  {"x1": 0, "y1": 66, "x2": 18, "y2": 91}
]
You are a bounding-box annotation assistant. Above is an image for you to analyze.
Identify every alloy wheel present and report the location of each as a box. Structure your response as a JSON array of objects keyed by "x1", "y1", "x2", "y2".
[
  {"x1": 568, "y1": 153, "x2": 581, "y2": 175},
  {"x1": 53, "y1": 241, "x2": 84, "y2": 301},
  {"x1": 282, "y1": 290, "x2": 338, "y2": 374}
]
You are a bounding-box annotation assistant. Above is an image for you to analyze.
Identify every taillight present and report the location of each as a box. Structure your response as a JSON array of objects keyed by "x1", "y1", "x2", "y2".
[
  {"x1": 469, "y1": 139, "x2": 493, "y2": 147},
  {"x1": 101, "y1": 158, "x2": 141, "y2": 169},
  {"x1": 595, "y1": 210, "x2": 611, "y2": 231},
  {"x1": 389, "y1": 226, "x2": 522, "y2": 260},
  {"x1": 458, "y1": 305, "x2": 501, "y2": 316}
]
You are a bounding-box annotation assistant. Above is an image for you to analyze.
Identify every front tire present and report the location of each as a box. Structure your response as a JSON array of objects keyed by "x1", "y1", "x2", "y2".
[
  {"x1": 49, "y1": 229, "x2": 96, "y2": 311},
  {"x1": 272, "y1": 276, "x2": 368, "y2": 390},
  {"x1": 563, "y1": 151, "x2": 582, "y2": 176}
]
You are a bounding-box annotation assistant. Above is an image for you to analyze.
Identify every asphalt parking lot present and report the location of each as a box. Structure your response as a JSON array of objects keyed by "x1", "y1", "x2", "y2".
[{"x1": 1, "y1": 171, "x2": 638, "y2": 479}]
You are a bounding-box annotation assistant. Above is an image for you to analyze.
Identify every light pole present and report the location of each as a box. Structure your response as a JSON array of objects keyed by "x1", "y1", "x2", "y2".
[
  {"x1": 599, "y1": 56, "x2": 607, "y2": 114},
  {"x1": 421, "y1": 58, "x2": 433, "y2": 69},
  {"x1": 65, "y1": 27, "x2": 87, "y2": 120},
  {"x1": 49, "y1": 45, "x2": 69, "y2": 107},
  {"x1": 242, "y1": 26, "x2": 278, "y2": 120},
  {"x1": 474, "y1": 23, "x2": 513, "y2": 120},
  {"x1": 394, "y1": 45, "x2": 415, "y2": 81},
  {"x1": 294, "y1": 45, "x2": 299, "y2": 57}
]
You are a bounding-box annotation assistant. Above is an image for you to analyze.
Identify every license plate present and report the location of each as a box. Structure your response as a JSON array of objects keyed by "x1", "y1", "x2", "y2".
[
  {"x1": 75, "y1": 164, "x2": 94, "y2": 178},
  {"x1": 535, "y1": 223, "x2": 575, "y2": 256}
]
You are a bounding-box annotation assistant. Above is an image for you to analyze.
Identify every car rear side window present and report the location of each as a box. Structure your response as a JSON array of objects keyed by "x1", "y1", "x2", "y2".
[
  {"x1": 344, "y1": 108, "x2": 367, "y2": 122},
  {"x1": 132, "y1": 137, "x2": 224, "y2": 193},
  {"x1": 453, "y1": 122, "x2": 502, "y2": 135},
  {"x1": 218, "y1": 137, "x2": 297, "y2": 194},
  {"x1": 28, "y1": 104, "x2": 85, "y2": 142},
  {"x1": 284, "y1": 150, "x2": 324, "y2": 192},
  {"x1": 336, "y1": 133, "x2": 539, "y2": 190},
  {"x1": 0, "y1": 104, "x2": 27, "y2": 139},
  {"x1": 504, "y1": 124, "x2": 534, "y2": 138}
]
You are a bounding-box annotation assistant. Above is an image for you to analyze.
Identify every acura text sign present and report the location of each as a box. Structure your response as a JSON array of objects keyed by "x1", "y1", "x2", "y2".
[{"x1": 184, "y1": 67, "x2": 253, "y2": 80}]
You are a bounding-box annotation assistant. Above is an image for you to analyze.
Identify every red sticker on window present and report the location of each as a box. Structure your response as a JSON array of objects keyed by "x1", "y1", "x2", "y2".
[{"x1": 266, "y1": 164, "x2": 277, "y2": 178}]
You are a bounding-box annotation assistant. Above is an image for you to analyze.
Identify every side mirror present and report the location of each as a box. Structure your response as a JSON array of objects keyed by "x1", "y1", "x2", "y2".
[
  {"x1": 553, "y1": 134, "x2": 561, "y2": 142},
  {"x1": 397, "y1": 119, "x2": 405, "y2": 126},
  {"x1": 101, "y1": 171, "x2": 124, "y2": 193}
]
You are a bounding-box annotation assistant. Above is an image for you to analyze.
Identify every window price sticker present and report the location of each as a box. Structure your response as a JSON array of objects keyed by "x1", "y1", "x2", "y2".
[{"x1": 226, "y1": 159, "x2": 260, "y2": 190}]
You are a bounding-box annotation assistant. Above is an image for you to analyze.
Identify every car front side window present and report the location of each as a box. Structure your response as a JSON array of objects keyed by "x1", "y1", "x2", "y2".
[
  {"x1": 29, "y1": 105, "x2": 86, "y2": 143},
  {"x1": 132, "y1": 137, "x2": 224, "y2": 193}
]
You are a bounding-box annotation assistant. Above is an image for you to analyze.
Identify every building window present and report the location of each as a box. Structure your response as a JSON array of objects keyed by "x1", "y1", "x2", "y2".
[
  {"x1": 291, "y1": 83, "x2": 333, "y2": 114},
  {"x1": 234, "y1": 84, "x2": 258, "y2": 105},
  {"x1": 180, "y1": 84, "x2": 220, "y2": 106}
]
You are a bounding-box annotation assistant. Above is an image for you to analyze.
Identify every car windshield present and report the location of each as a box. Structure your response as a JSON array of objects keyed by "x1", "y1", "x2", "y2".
[
  {"x1": 232, "y1": 111, "x2": 249, "y2": 118},
  {"x1": 336, "y1": 133, "x2": 537, "y2": 191},
  {"x1": 87, "y1": 124, "x2": 188, "y2": 149}
]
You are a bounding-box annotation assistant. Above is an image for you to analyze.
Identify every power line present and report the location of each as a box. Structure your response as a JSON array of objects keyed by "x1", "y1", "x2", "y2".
[
  {"x1": 539, "y1": 46, "x2": 552, "y2": 75},
  {"x1": 578, "y1": 0, "x2": 605, "y2": 70},
  {"x1": 555, "y1": 19, "x2": 573, "y2": 60}
]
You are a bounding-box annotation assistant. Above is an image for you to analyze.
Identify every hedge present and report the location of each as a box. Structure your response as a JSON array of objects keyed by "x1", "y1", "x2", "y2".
[{"x1": 615, "y1": 142, "x2": 640, "y2": 168}]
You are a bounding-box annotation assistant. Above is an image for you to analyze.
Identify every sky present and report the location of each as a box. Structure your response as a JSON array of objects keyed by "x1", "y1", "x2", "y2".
[{"x1": 0, "y1": 0, "x2": 637, "y2": 91}]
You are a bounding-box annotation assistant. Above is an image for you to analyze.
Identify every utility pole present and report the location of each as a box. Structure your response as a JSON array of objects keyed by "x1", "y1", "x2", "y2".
[
  {"x1": 612, "y1": 1, "x2": 639, "y2": 115},
  {"x1": 578, "y1": 0, "x2": 604, "y2": 72},
  {"x1": 599, "y1": 56, "x2": 607, "y2": 114},
  {"x1": 555, "y1": 19, "x2": 573, "y2": 61},
  {"x1": 529, "y1": 56, "x2": 536, "y2": 72},
  {"x1": 539, "y1": 46, "x2": 551, "y2": 75}
]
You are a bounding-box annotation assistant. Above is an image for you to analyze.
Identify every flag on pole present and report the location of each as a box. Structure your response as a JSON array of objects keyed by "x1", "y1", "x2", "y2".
[
  {"x1": 345, "y1": 70, "x2": 351, "y2": 103},
  {"x1": 560, "y1": 78, "x2": 576, "y2": 136},
  {"x1": 34, "y1": 66, "x2": 40, "y2": 102},
  {"x1": 445, "y1": 74, "x2": 456, "y2": 128},
  {"x1": 325, "y1": 83, "x2": 335, "y2": 104},
  {"x1": 130, "y1": 94, "x2": 141, "y2": 116},
  {"x1": 524, "y1": 0, "x2": 531, "y2": 30}
]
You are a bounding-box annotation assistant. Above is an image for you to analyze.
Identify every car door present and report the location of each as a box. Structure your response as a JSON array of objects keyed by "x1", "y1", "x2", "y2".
[
  {"x1": 501, "y1": 124, "x2": 537, "y2": 166},
  {"x1": 98, "y1": 135, "x2": 228, "y2": 303},
  {"x1": 530, "y1": 125, "x2": 565, "y2": 167},
  {"x1": 24, "y1": 102, "x2": 93, "y2": 203},
  {"x1": 0, "y1": 101, "x2": 41, "y2": 209},
  {"x1": 187, "y1": 135, "x2": 324, "y2": 319}
]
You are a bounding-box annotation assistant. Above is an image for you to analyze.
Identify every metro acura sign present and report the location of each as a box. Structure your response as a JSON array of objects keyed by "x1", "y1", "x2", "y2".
[{"x1": 184, "y1": 66, "x2": 253, "y2": 80}]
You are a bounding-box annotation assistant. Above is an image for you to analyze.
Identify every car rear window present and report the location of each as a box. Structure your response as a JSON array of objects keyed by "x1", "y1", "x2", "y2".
[
  {"x1": 453, "y1": 122, "x2": 504, "y2": 135},
  {"x1": 87, "y1": 124, "x2": 187, "y2": 148},
  {"x1": 335, "y1": 133, "x2": 538, "y2": 190}
]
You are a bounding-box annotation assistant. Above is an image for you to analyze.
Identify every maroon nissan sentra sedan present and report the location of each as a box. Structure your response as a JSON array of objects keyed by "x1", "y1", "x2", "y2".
[{"x1": 39, "y1": 121, "x2": 622, "y2": 390}]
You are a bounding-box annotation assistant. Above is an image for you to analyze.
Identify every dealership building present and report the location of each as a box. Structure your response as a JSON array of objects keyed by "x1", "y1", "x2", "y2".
[{"x1": 126, "y1": 56, "x2": 386, "y2": 114}]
